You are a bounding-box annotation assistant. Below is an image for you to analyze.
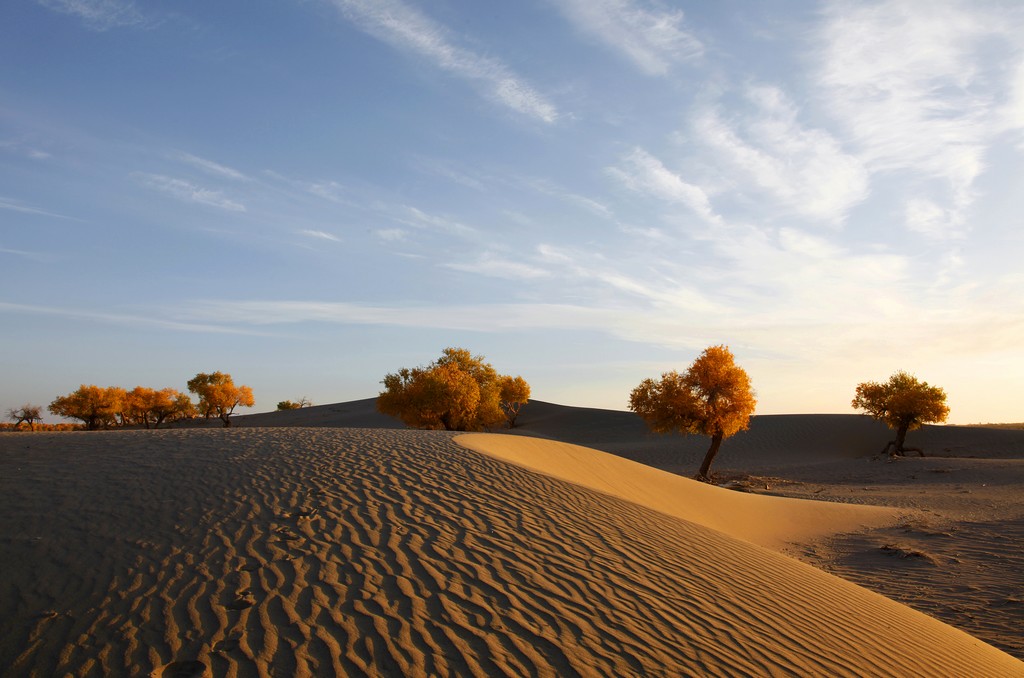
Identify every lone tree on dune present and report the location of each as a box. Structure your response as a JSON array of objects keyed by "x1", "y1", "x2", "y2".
[
  {"x1": 377, "y1": 347, "x2": 530, "y2": 431},
  {"x1": 629, "y1": 345, "x2": 757, "y2": 482},
  {"x1": 187, "y1": 372, "x2": 254, "y2": 427},
  {"x1": 852, "y1": 371, "x2": 949, "y2": 457},
  {"x1": 6, "y1": 404, "x2": 43, "y2": 430}
]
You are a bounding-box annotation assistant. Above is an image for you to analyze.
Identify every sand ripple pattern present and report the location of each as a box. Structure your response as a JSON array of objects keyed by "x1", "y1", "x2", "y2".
[{"x1": 1, "y1": 428, "x2": 1021, "y2": 676}]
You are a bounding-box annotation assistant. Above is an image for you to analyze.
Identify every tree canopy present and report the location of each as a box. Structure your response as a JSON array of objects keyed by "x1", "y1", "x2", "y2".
[
  {"x1": 377, "y1": 347, "x2": 530, "y2": 431},
  {"x1": 629, "y1": 345, "x2": 756, "y2": 481},
  {"x1": 187, "y1": 372, "x2": 254, "y2": 427},
  {"x1": 49, "y1": 385, "x2": 123, "y2": 430},
  {"x1": 852, "y1": 371, "x2": 949, "y2": 457},
  {"x1": 122, "y1": 387, "x2": 196, "y2": 429}
]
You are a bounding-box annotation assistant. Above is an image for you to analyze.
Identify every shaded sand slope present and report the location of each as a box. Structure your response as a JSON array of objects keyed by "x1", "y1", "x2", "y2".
[
  {"x1": 457, "y1": 433, "x2": 899, "y2": 551},
  {"x1": 2, "y1": 429, "x2": 1021, "y2": 677},
  {"x1": 224, "y1": 398, "x2": 1024, "y2": 470}
]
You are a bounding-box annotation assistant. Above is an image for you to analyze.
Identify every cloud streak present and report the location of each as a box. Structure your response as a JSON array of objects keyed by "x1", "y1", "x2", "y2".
[
  {"x1": 176, "y1": 152, "x2": 250, "y2": 181},
  {"x1": 0, "y1": 197, "x2": 82, "y2": 221},
  {"x1": 36, "y1": 0, "x2": 146, "y2": 30},
  {"x1": 330, "y1": 0, "x2": 558, "y2": 123},
  {"x1": 134, "y1": 173, "x2": 246, "y2": 212},
  {"x1": 554, "y1": 0, "x2": 703, "y2": 75}
]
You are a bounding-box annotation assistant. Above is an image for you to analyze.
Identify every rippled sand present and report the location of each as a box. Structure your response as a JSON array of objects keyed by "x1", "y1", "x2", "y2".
[{"x1": 1, "y1": 427, "x2": 1021, "y2": 676}]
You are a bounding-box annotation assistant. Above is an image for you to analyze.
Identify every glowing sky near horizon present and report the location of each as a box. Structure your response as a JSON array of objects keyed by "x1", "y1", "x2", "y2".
[{"x1": 2, "y1": 0, "x2": 1023, "y2": 424}]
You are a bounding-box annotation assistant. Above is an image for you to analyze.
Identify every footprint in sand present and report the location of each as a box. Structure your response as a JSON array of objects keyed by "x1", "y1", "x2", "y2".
[
  {"x1": 226, "y1": 590, "x2": 255, "y2": 610},
  {"x1": 152, "y1": 660, "x2": 207, "y2": 678}
]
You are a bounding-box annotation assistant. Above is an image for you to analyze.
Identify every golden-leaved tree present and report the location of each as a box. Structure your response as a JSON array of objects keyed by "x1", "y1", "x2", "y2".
[
  {"x1": 49, "y1": 385, "x2": 124, "y2": 430},
  {"x1": 852, "y1": 371, "x2": 949, "y2": 457},
  {"x1": 187, "y1": 372, "x2": 254, "y2": 427},
  {"x1": 123, "y1": 386, "x2": 196, "y2": 429},
  {"x1": 629, "y1": 345, "x2": 757, "y2": 481},
  {"x1": 377, "y1": 348, "x2": 530, "y2": 431}
]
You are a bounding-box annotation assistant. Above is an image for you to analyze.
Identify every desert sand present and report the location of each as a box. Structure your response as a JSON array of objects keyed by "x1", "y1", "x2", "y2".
[{"x1": 0, "y1": 401, "x2": 1022, "y2": 676}]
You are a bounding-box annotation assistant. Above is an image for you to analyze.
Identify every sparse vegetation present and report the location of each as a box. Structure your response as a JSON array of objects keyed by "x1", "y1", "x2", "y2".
[
  {"x1": 6, "y1": 404, "x2": 43, "y2": 430},
  {"x1": 277, "y1": 397, "x2": 312, "y2": 411}
]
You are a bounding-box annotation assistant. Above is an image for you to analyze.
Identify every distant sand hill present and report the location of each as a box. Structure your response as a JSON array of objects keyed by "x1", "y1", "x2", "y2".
[{"x1": 2, "y1": 400, "x2": 1023, "y2": 676}]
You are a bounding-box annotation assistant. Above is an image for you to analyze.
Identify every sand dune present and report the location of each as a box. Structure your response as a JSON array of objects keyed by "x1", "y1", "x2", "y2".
[
  {"x1": 456, "y1": 433, "x2": 899, "y2": 550},
  {"x1": 2, "y1": 428, "x2": 1021, "y2": 676}
]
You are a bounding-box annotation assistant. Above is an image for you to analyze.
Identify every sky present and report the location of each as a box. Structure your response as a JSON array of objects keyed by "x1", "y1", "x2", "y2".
[{"x1": 2, "y1": 0, "x2": 1023, "y2": 425}]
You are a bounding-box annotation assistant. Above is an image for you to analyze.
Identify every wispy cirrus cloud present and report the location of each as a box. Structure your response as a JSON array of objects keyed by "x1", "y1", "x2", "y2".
[
  {"x1": 329, "y1": 0, "x2": 559, "y2": 123},
  {"x1": 175, "y1": 152, "x2": 250, "y2": 181},
  {"x1": 36, "y1": 0, "x2": 146, "y2": 30},
  {"x1": 133, "y1": 173, "x2": 246, "y2": 212},
  {"x1": 692, "y1": 85, "x2": 868, "y2": 225},
  {"x1": 553, "y1": 0, "x2": 702, "y2": 75},
  {"x1": 444, "y1": 251, "x2": 551, "y2": 280},
  {"x1": 299, "y1": 229, "x2": 341, "y2": 242},
  {"x1": 606, "y1": 147, "x2": 718, "y2": 222},
  {"x1": 815, "y1": 0, "x2": 1024, "y2": 236},
  {"x1": 0, "y1": 301, "x2": 258, "y2": 334},
  {"x1": 0, "y1": 196, "x2": 82, "y2": 221}
]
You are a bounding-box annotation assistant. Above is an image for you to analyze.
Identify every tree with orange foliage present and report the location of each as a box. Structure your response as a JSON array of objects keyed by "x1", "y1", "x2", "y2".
[
  {"x1": 187, "y1": 372, "x2": 254, "y2": 427},
  {"x1": 852, "y1": 371, "x2": 949, "y2": 457},
  {"x1": 498, "y1": 375, "x2": 531, "y2": 428},
  {"x1": 49, "y1": 385, "x2": 124, "y2": 430},
  {"x1": 378, "y1": 348, "x2": 528, "y2": 431},
  {"x1": 629, "y1": 345, "x2": 757, "y2": 481},
  {"x1": 123, "y1": 387, "x2": 196, "y2": 429}
]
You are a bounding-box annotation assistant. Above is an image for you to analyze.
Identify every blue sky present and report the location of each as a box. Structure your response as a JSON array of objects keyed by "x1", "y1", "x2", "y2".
[{"x1": 2, "y1": 0, "x2": 1023, "y2": 424}]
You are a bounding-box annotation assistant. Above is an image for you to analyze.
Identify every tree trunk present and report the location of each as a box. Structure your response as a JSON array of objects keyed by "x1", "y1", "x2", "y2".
[{"x1": 697, "y1": 433, "x2": 724, "y2": 482}]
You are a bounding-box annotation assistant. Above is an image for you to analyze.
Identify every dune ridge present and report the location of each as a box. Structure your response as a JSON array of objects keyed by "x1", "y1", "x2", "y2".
[
  {"x1": 456, "y1": 433, "x2": 900, "y2": 550},
  {"x1": 2, "y1": 428, "x2": 1021, "y2": 676}
]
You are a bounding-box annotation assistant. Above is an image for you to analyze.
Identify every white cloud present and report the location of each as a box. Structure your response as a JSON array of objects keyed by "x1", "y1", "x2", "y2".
[
  {"x1": 0, "y1": 197, "x2": 81, "y2": 220},
  {"x1": 692, "y1": 86, "x2": 869, "y2": 225},
  {"x1": 397, "y1": 206, "x2": 477, "y2": 237},
  {"x1": 134, "y1": 173, "x2": 246, "y2": 212},
  {"x1": 554, "y1": 0, "x2": 703, "y2": 75},
  {"x1": 36, "y1": 0, "x2": 145, "y2": 30},
  {"x1": 0, "y1": 302, "x2": 256, "y2": 334},
  {"x1": 331, "y1": 0, "x2": 558, "y2": 123},
  {"x1": 300, "y1": 229, "x2": 341, "y2": 242},
  {"x1": 445, "y1": 252, "x2": 551, "y2": 280},
  {"x1": 815, "y1": 0, "x2": 1024, "y2": 232},
  {"x1": 176, "y1": 152, "x2": 249, "y2": 181},
  {"x1": 607, "y1": 147, "x2": 718, "y2": 222}
]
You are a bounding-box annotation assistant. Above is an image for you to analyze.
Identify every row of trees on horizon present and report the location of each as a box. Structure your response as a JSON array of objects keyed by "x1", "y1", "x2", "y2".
[
  {"x1": 377, "y1": 346, "x2": 951, "y2": 482},
  {"x1": 4, "y1": 372, "x2": 256, "y2": 431},
  {"x1": 5, "y1": 347, "x2": 952, "y2": 482}
]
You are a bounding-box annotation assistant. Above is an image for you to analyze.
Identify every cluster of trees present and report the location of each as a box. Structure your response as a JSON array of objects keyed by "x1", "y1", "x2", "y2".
[
  {"x1": 377, "y1": 347, "x2": 530, "y2": 431},
  {"x1": 9, "y1": 343, "x2": 952, "y2": 485},
  {"x1": 3, "y1": 372, "x2": 256, "y2": 431},
  {"x1": 48, "y1": 385, "x2": 197, "y2": 430}
]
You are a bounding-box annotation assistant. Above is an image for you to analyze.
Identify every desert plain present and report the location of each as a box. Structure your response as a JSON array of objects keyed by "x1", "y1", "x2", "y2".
[{"x1": 1, "y1": 399, "x2": 1023, "y2": 677}]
